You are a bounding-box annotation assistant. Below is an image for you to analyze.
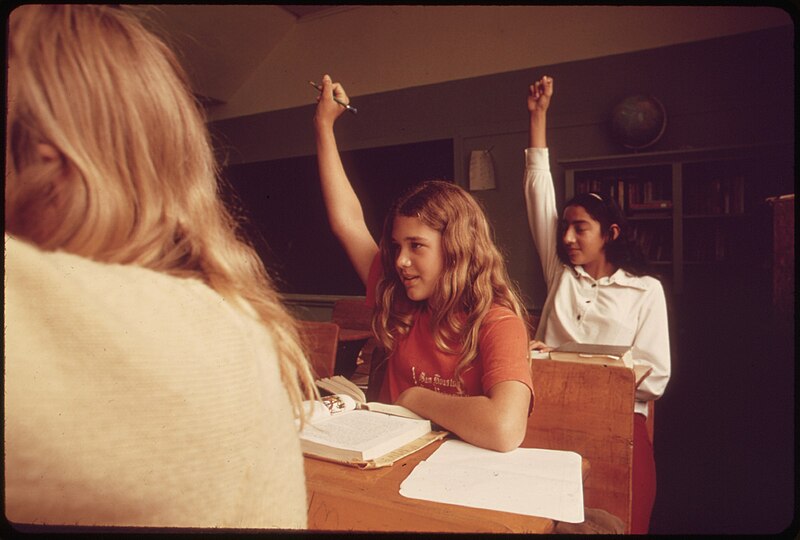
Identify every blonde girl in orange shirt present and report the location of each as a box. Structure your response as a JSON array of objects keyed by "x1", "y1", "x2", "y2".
[{"x1": 314, "y1": 74, "x2": 533, "y2": 452}]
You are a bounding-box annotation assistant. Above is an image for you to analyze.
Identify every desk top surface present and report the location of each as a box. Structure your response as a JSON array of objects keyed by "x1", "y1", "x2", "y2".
[{"x1": 304, "y1": 439, "x2": 573, "y2": 533}]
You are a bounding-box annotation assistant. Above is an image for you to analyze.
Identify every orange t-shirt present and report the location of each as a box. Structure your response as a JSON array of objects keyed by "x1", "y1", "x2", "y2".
[{"x1": 366, "y1": 254, "x2": 533, "y2": 406}]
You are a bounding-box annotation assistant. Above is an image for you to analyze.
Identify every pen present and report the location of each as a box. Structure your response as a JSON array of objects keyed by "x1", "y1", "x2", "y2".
[{"x1": 309, "y1": 81, "x2": 358, "y2": 114}]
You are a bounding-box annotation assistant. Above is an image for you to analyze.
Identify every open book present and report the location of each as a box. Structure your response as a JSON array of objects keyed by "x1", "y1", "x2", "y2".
[
  {"x1": 301, "y1": 378, "x2": 448, "y2": 468},
  {"x1": 539, "y1": 342, "x2": 651, "y2": 387},
  {"x1": 316, "y1": 375, "x2": 424, "y2": 420}
]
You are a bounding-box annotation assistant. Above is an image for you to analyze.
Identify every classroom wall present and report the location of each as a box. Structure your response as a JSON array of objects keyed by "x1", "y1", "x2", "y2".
[
  {"x1": 210, "y1": 26, "x2": 794, "y2": 311},
  {"x1": 204, "y1": 5, "x2": 790, "y2": 120}
]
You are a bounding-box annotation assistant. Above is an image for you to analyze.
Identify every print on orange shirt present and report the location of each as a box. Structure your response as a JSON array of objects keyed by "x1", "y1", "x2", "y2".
[{"x1": 411, "y1": 366, "x2": 461, "y2": 394}]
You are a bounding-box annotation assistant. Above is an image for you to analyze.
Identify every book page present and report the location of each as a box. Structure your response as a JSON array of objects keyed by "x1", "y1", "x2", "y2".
[
  {"x1": 316, "y1": 376, "x2": 366, "y2": 403},
  {"x1": 361, "y1": 402, "x2": 425, "y2": 420},
  {"x1": 299, "y1": 395, "x2": 357, "y2": 424},
  {"x1": 303, "y1": 410, "x2": 410, "y2": 447},
  {"x1": 300, "y1": 410, "x2": 431, "y2": 461}
]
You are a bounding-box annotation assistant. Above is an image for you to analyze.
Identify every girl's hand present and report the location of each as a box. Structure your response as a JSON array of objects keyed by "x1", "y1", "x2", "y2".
[
  {"x1": 313, "y1": 74, "x2": 350, "y2": 130},
  {"x1": 529, "y1": 339, "x2": 554, "y2": 352},
  {"x1": 527, "y1": 75, "x2": 553, "y2": 115}
]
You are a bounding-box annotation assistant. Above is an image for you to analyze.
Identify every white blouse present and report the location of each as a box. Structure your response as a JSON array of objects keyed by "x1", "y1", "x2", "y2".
[{"x1": 523, "y1": 148, "x2": 671, "y2": 416}]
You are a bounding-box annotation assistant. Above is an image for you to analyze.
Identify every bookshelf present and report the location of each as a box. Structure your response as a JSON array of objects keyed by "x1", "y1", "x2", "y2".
[{"x1": 560, "y1": 142, "x2": 792, "y2": 296}]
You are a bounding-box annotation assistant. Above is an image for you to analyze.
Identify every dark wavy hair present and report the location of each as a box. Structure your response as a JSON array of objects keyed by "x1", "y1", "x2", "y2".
[{"x1": 556, "y1": 192, "x2": 653, "y2": 277}]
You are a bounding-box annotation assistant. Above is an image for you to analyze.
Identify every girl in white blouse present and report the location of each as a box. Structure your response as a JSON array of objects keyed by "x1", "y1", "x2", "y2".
[{"x1": 523, "y1": 75, "x2": 670, "y2": 534}]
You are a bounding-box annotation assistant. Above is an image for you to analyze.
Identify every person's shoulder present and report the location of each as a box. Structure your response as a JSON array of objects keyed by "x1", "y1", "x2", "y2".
[
  {"x1": 7, "y1": 234, "x2": 218, "y2": 304},
  {"x1": 6, "y1": 234, "x2": 45, "y2": 261},
  {"x1": 6, "y1": 235, "x2": 113, "y2": 280},
  {"x1": 482, "y1": 305, "x2": 526, "y2": 329},
  {"x1": 614, "y1": 270, "x2": 664, "y2": 293}
]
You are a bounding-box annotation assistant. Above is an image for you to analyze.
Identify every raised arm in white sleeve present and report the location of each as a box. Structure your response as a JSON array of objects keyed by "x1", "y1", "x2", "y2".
[{"x1": 523, "y1": 148, "x2": 561, "y2": 292}]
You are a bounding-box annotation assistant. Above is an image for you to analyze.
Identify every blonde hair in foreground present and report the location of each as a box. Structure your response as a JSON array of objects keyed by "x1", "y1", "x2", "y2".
[
  {"x1": 374, "y1": 181, "x2": 529, "y2": 390},
  {"x1": 6, "y1": 4, "x2": 317, "y2": 415}
]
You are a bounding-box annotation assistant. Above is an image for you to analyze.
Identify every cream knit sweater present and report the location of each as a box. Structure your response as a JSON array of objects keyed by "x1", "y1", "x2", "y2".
[{"x1": 4, "y1": 235, "x2": 307, "y2": 529}]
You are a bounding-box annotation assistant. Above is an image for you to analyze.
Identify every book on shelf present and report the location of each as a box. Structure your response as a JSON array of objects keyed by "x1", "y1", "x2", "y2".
[
  {"x1": 627, "y1": 180, "x2": 672, "y2": 211},
  {"x1": 731, "y1": 176, "x2": 745, "y2": 213},
  {"x1": 615, "y1": 178, "x2": 625, "y2": 210},
  {"x1": 545, "y1": 342, "x2": 651, "y2": 387},
  {"x1": 629, "y1": 200, "x2": 673, "y2": 210},
  {"x1": 630, "y1": 223, "x2": 670, "y2": 262},
  {"x1": 300, "y1": 377, "x2": 448, "y2": 468},
  {"x1": 686, "y1": 175, "x2": 746, "y2": 216}
]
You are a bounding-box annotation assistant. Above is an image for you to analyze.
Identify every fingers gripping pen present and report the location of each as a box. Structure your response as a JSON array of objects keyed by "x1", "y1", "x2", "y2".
[{"x1": 309, "y1": 81, "x2": 358, "y2": 114}]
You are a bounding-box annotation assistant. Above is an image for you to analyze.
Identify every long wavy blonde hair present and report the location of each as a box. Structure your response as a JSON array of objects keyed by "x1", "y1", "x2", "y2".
[
  {"x1": 373, "y1": 181, "x2": 529, "y2": 390},
  {"x1": 5, "y1": 5, "x2": 317, "y2": 415}
]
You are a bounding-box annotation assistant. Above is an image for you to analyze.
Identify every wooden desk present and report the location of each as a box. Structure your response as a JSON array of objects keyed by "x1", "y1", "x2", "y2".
[
  {"x1": 305, "y1": 439, "x2": 588, "y2": 533},
  {"x1": 337, "y1": 328, "x2": 372, "y2": 342}
]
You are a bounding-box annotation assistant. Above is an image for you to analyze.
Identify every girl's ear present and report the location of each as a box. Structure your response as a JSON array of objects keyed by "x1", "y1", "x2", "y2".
[
  {"x1": 608, "y1": 224, "x2": 620, "y2": 242},
  {"x1": 34, "y1": 142, "x2": 76, "y2": 206},
  {"x1": 36, "y1": 142, "x2": 74, "y2": 184},
  {"x1": 36, "y1": 143, "x2": 58, "y2": 161},
  {"x1": 36, "y1": 143, "x2": 60, "y2": 162}
]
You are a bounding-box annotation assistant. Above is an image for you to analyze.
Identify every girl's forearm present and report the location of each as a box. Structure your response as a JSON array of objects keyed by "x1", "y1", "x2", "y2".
[
  {"x1": 529, "y1": 111, "x2": 547, "y2": 149},
  {"x1": 314, "y1": 123, "x2": 377, "y2": 283},
  {"x1": 315, "y1": 124, "x2": 364, "y2": 235},
  {"x1": 396, "y1": 383, "x2": 529, "y2": 452}
]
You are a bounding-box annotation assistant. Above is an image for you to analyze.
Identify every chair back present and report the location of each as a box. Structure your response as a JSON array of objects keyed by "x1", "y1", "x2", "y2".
[
  {"x1": 524, "y1": 358, "x2": 637, "y2": 533},
  {"x1": 366, "y1": 346, "x2": 390, "y2": 402},
  {"x1": 332, "y1": 298, "x2": 373, "y2": 331},
  {"x1": 331, "y1": 298, "x2": 376, "y2": 378},
  {"x1": 297, "y1": 321, "x2": 340, "y2": 379}
]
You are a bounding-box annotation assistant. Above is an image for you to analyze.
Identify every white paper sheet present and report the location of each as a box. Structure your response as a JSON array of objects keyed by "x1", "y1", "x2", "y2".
[{"x1": 399, "y1": 440, "x2": 584, "y2": 523}]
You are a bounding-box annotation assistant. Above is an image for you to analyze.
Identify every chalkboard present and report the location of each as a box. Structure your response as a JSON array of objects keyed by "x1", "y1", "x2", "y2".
[{"x1": 222, "y1": 139, "x2": 454, "y2": 295}]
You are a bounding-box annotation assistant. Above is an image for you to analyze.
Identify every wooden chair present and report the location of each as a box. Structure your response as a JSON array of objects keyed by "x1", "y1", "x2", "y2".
[
  {"x1": 297, "y1": 321, "x2": 340, "y2": 379},
  {"x1": 331, "y1": 298, "x2": 373, "y2": 332},
  {"x1": 331, "y1": 299, "x2": 374, "y2": 378},
  {"x1": 524, "y1": 358, "x2": 638, "y2": 533},
  {"x1": 366, "y1": 346, "x2": 390, "y2": 402}
]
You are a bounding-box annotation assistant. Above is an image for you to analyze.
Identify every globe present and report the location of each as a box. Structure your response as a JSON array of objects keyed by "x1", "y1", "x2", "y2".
[{"x1": 610, "y1": 95, "x2": 667, "y2": 150}]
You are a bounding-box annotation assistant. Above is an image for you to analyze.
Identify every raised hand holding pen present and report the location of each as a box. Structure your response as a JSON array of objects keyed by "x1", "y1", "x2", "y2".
[
  {"x1": 313, "y1": 74, "x2": 377, "y2": 285},
  {"x1": 312, "y1": 74, "x2": 357, "y2": 123}
]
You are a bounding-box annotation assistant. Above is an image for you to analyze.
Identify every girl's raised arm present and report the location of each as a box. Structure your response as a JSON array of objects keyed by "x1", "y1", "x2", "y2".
[
  {"x1": 314, "y1": 74, "x2": 378, "y2": 285},
  {"x1": 523, "y1": 76, "x2": 560, "y2": 290},
  {"x1": 527, "y1": 76, "x2": 552, "y2": 149}
]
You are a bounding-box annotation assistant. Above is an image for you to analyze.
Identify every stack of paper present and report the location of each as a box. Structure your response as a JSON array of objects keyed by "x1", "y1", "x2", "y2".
[{"x1": 399, "y1": 440, "x2": 584, "y2": 523}]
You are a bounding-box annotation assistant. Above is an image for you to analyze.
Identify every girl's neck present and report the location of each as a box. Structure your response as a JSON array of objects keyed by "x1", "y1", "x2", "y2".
[{"x1": 582, "y1": 259, "x2": 617, "y2": 280}]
